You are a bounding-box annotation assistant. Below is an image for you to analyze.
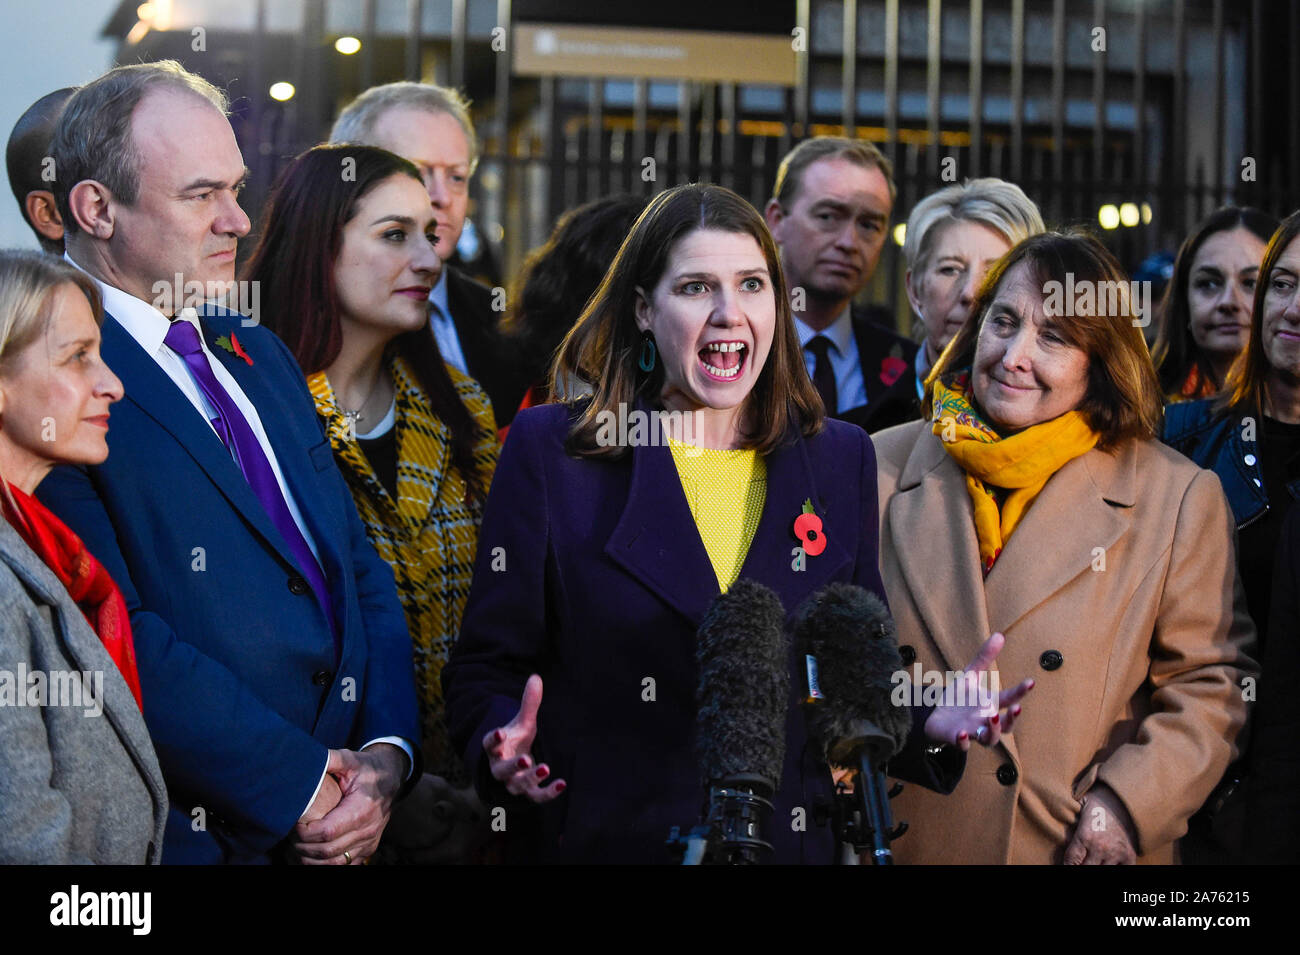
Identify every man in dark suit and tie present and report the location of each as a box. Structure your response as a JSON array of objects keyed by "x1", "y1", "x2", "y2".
[
  {"x1": 331, "y1": 82, "x2": 529, "y2": 426},
  {"x1": 39, "y1": 60, "x2": 419, "y2": 864},
  {"x1": 765, "y1": 137, "x2": 919, "y2": 433}
]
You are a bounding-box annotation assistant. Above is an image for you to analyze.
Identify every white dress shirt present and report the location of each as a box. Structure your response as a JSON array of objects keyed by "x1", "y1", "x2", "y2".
[
  {"x1": 67, "y1": 257, "x2": 413, "y2": 811},
  {"x1": 75, "y1": 266, "x2": 326, "y2": 565}
]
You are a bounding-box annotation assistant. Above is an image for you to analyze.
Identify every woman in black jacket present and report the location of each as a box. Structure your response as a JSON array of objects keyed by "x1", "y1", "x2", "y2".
[{"x1": 1163, "y1": 209, "x2": 1300, "y2": 863}]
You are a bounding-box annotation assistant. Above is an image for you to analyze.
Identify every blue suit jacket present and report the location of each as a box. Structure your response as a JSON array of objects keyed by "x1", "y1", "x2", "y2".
[
  {"x1": 443, "y1": 402, "x2": 963, "y2": 864},
  {"x1": 37, "y1": 309, "x2": 419, "y2": 864}
]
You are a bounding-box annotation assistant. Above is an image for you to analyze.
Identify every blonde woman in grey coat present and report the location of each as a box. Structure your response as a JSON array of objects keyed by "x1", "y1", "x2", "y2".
[{"x1": 0, "y1": 250, "x2": 166, "y2": 863}]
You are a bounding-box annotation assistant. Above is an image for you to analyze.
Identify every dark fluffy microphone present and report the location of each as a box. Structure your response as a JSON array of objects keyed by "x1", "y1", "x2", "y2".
[
  {"x1": 792, "y1": 582, "x2": 909, "y2": 766},
  {"x1": 696, "y1": 578, "x2": 789, "y2": 786},
  {"x1": 670, "y1": 578, "x2": 788, "y2": 864},
  {"x1": 792, "y1": 582, "x2": 909, "y2": 864}
]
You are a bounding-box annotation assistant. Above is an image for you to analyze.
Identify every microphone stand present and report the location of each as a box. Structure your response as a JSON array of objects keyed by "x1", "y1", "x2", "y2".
[
  {"x1": 829, "y1": 730, "x2": 908, "y2": 865},
  {"x1": 668, "y1": 773, "x2": 776, "y2": 865},
  {"x1": 856, "y1": 750, "x2": 896, "y2": 865}
]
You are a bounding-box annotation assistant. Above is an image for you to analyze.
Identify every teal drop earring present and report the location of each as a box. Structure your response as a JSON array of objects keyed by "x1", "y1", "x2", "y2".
[{"x1": 638, "y1": 332, "x2": 657, "y2": 372}]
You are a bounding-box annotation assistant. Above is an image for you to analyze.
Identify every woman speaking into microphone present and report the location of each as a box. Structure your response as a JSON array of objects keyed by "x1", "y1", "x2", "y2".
[{"x1": 442, "y1": 184, "x2": 1031, "y2": 864}]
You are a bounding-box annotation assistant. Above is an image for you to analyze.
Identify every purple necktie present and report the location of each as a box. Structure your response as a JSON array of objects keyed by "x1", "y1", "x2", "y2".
[{"x1": 164, "y1": 319, "x2": 337, "y2": 650}]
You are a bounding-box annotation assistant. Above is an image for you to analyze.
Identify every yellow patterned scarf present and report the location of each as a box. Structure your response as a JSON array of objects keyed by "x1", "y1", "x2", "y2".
[{"x1": 931, "y1": 371, "x2": 1099, "y2": 575}]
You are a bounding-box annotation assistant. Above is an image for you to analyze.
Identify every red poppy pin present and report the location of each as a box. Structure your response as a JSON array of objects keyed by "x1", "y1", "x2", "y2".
[
  {"x1": 880, "y1": 355, "x2": 907, "y2": 387},
  {"x1": 215, "y1": 332, "x2": 253, "y2": 366},
  {"x1": 793, "y1": 498, "x2": 827, "y2": 556}
]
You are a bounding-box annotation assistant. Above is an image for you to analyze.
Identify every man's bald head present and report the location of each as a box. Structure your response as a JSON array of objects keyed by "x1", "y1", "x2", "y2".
[{"x1": 6, "y1": 88, "x2": 75, "y2": 254}]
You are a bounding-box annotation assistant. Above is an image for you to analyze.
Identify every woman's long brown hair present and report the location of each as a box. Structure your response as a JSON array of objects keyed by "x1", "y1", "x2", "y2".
[
  {"x1": 926, "y1": 230, "x2": 1164, "y2": 450},
  {"x1": 1219, "y1": 210, "x2": 1300, "y2": 421},
  {"x1": 551, "y1": 183, "x2": 823, "y2": 458},
  {"x1": 243, "y1": 143, "x2": 487, "y2": 499}
]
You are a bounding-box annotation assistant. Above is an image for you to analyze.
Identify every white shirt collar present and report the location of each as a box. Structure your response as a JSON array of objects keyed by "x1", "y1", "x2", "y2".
[{"x1": 63, "y1": 253, "x2": 206, "y2": 357}]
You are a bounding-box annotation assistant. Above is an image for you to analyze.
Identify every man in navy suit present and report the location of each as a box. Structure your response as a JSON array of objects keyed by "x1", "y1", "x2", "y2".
[
  {"x1": 765, "y1": 137, "x2": 920, "y2": 433},
  {"x1": 38, "y1": 60, "x2": 419, "y2": 864}
]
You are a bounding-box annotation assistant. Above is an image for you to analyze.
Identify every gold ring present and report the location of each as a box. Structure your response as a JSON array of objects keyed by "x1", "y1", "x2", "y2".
[{"x1": 344, "y1": 850, "x2": 352, "y2": 864}]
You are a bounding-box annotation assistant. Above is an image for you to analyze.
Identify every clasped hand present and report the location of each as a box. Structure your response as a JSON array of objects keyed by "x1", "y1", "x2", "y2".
[
  {"x1": 292, "y1": 743, "x2": 406, "y2": 864},
  {"x1": 1064, "y1": 783, "x2": 1138, "y2": 864}
]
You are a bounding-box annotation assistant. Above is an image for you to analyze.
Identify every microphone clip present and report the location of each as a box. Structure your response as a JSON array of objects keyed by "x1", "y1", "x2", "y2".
[{"x1": 668, "y1": 773, "x2": 776, "y2": 865}]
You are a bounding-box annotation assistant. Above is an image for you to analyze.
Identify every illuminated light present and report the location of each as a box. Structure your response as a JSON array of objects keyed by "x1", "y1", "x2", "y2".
[
  {"x1": 1141, "y1": 202, "x2": 1153, "y2": 225},
  {"x1": 136, "y1": 2, "x2": 155, "y2": 18},
  {"x1": 126, "y1": 19, "x2": 150, "y2": 44},
  {"x1": 1098, "y1": 204, "x2": 1120, "y2": 230},
  {"x1": 151, "y1": 0, "x2": 173, "y2": 29},
  {"x1": 1119, "y1": 202, "x2": 1140, "y2": 227},
  {"x1": 269, "y1": 82, "x2": 296, "y2": 102},
  {"x1": 493, "y1": 223, "x2": 505, "y2": 242},
  {"x1": 893, "y1": 223, "x2": 907, "y2": 247},
  {"x1": 335, "y1": 36, "x2": 362, "y2": 55}
]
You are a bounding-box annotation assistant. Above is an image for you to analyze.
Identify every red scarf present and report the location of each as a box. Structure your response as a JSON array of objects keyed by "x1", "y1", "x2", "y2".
[{"x1": 2, "y1": 482, "x2": 143, "y2": 710}]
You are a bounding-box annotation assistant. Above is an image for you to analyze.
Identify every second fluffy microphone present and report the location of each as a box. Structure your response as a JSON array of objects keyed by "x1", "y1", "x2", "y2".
[{"x1": 792, "y1": 582, "x2": 910, "y2": 769}]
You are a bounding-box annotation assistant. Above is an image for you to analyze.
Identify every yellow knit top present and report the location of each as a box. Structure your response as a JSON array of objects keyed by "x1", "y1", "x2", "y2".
[{"x1": 667, "y1": 438, "x2": 767, "y2": 591}]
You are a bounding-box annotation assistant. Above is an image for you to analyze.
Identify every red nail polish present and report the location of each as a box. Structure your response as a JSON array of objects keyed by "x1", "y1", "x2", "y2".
[
  {"x1": 554, "y1": 781, "x2": 566, "y2": 792},
  {"x1": 536, "y1": 766, "x2": 548, "y2": 778},
  {"x1": 516, "y1": 757, "x2": 528, "y2": 769},
  {"x1": 991, "y1": 713, "x2": 1000, "y2": 724}
]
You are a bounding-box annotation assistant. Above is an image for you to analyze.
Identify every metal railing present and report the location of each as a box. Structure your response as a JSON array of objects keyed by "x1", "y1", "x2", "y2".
[{"x1": 110, "y1": 0, "x2": 1299, "y2": 321}]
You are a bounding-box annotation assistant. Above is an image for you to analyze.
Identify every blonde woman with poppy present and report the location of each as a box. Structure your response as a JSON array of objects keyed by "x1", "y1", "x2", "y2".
[
  {"x1": 874, "y1": 231, "x2": 1257, "y2": 864},
  {"x1": 0, "y1": 249, "x2": 165, "y2": 863},
  {"x1": 443, "y1": 184, "x2": 1032, "y2": 864}
]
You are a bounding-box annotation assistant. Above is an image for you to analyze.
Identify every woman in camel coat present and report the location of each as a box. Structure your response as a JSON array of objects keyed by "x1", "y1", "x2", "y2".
[{"x1": 875, "y1": 232, "x2": 1257, "y2": 864}]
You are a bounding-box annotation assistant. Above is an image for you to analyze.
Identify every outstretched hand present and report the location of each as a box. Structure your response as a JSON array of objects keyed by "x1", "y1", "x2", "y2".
[
  {"x1": 923, "y1": 632, "x2": 1034, "y2": 751},
  {"x1": 482, "y1": 674, "x2": 567, "y2": 804}
]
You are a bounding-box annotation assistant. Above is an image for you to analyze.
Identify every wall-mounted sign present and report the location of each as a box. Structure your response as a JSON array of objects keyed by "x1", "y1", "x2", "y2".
[{"x1": 514, "y1": 23, "x2": 797, "y2": 86}]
